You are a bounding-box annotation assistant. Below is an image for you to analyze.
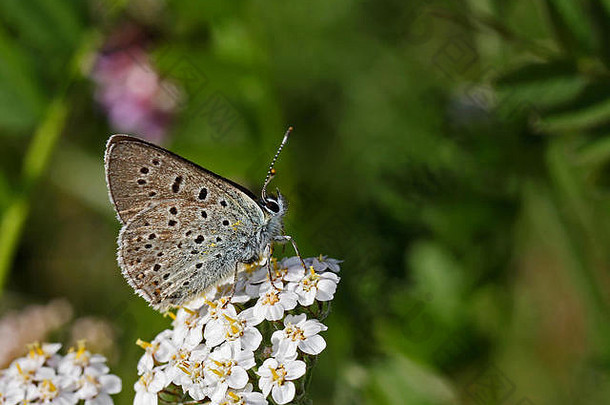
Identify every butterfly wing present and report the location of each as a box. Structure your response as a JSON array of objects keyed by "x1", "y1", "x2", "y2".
[
  {"x1": 104, "y1": 135, "x2": 268, "y2": 310},
  {"x1": 119, "y1": 200, "x2": 260, "y2": 310},
  {"x1": 105, "y1": 134, "x2": 263, "y2": 224}
]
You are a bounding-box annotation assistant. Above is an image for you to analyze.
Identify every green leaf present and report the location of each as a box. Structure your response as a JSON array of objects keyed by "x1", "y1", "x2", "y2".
[
  {"x1": 0, "y1": 0, "x2": 82, "y2": 51},
  {"x1": 599, "y1": 0, "x2": 610, "y2": 15},
  {"x1": 576, "y1": 136, "x2": 610, "y2": 167},
  {"x1": 542, "y1": 0, "x2": 596, "y2": 54},
  {"x1": 409, "y1": 241, "x2": 465, "y2": 325},
  {"x1": 495, "y1": 60, "x2": 588, "y2": 111},
  {"x1": 0, "y1": 25, "x2": 46, "y2": 132},
  {"x1": 367, "y1": 355, "x2": 457, "y2": 404},
  {"x1": 535, "y1": 83, "x2": 610, "y2": 133},
  {"x1": 588, "y1": 0, "x2": 610, "y2": 66},
  {"x1": 0, "y1": 172, "x2": 12, "y2": 212}
]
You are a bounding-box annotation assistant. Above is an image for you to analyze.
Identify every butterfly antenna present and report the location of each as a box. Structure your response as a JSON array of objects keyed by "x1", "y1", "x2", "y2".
[{"x1": 262, "y1": 126, "x2": 293, "y2": 200}]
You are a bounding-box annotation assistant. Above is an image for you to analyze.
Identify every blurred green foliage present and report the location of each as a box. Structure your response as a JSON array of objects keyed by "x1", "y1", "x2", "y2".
[{"x1": 1, "y1": 0, "x2": 610, "y2": 404}]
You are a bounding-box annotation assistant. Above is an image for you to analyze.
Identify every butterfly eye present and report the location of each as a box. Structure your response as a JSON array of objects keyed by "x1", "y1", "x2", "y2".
[{"x1": 265, "y1": 199, "x2": 280, "y2": 213}]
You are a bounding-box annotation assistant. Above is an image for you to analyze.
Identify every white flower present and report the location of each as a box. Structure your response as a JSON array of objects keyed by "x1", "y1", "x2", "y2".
[
  {"x1": 25, "y1": 343, "x2": 63, "y2": 368},
  {"x1": 204, "y1": 307, "x2": 263, "y2": 351},
  {"x1": 252, "y1": 286, "x2": 298, "y2": 322},
  {"x1": 134, "y1": 368, "x2": 167, "y2": 405},
  {"x1": 245, "y1": 258, "x2": 304, "y2": 299},
  {"x1": 136, "y1": 330, "x2": 173, "y2": 375},
  {"x1": 25, "y1": 368, "x2": 78, "y2": 405},
  {"x1": 271, "y1": 314, "x2": 328, "y2": 357},
  {"x1": 277, "y1": 257, "x2": 308, "y2": 281},
  {"x1": 289, "y1": 266, "x2": 340, "y2": 306},
  {"x1": 212, "y1": 383, "x2": 267, "y2": 405},
  {"x1": 57, "y1": 344, "x2": 109, "y2": 379},
  {"x1": 310, "y1": 255, "x2": 341, "y2": 273},
  {"x1": 172, "y1": 307, "x2": 207, "y2": 350},
  {"x1": 6, "y1": 356, "x2": 42, "y2": 387},
  {"x1": 0, "y1": 343, "x2": 120, "y2": 405},
  {"x1": 266, "y1": 257, "x2": 306, "y2": 288},
  {"x1": 131, "y1": 256, "x2": 340, "y2": 405},
  {"x1": 5, "y1": 343, "x2": 62, "y2": 388},
  {"x1": 257, "y1": 357, "x2": 306, "y2": 405},
  {"x1": 204, "y1": 345, "x2": 255, "y2": 403},
  {"x1": 0, "y1": 375, "x2": 25, "y2": 405},
  {"x1": 177, "y1": 345, "x2": 211, "y2": 401},
  {"x1": 77, "y1": 373, "x2": 122, "y2": 405},
  {"x1": 154, "y1": 336, "x2": 192, "y2": 385},
  {"x1": 200, "y1": 298, "x2": 236, "y2": 325},
  {"x1": 213, "y1": 278, "x2": 252, "y2": 304}
]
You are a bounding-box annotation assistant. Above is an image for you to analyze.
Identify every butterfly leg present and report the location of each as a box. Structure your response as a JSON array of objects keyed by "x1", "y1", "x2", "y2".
[
  {"x1": 222, "y1": 262, "x2": 240, "y2": 308},
  {"x1": 266, "y1": 245, "x2": 282, "y2": 292},
  {"x1": 277, "y1": 235, "x2": 307, "y2": 271}
]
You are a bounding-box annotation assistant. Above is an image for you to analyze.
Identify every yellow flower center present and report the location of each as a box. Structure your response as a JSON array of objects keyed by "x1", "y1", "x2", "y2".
[
  {"x1": 301, "y1": 267, "x2": 320, "y2": 292},
  {"x1": 139, "y1": 371, "x2": 154, "y2": 388},
  {"x1": 209, "y1": 359, "x2": 236, "y2": 381},
  {"x1": 205, "y1": 298, "x2": 230, "y2": 319},
  {"x1": 40, "y1": 379, "x2": 58, "y2": 400},
  {"x1": 26, "y1": 342, "x2": 44, "y2": 359},
  {"x1": 261, "y1": 291, "x2": 280, "y2": 305},
  {"x1": 270, "y1": 364, "x2": 287, "y2": 386},
  {"x1": 15, "y1": 362, "x2": 34, "y2": 383},
  {"x1": 284, "y1": 324, "x2": 305, "y2": 342},
  {"x1": 67, "y1": 340, "x2": 90, "y2": 367},
  {"x1": 170, "y1": 349, "x2": 189, "y2": 364},
  {"x1": 223, "y1": 314, "x2": 245, "y2": 340},
  {"x1": 219, "y1": 391, "x2": 244, "y2": 405}
]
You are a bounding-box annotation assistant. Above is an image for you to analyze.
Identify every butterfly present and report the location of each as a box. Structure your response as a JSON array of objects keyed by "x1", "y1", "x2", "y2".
[{"x1": 104, "y1": 128, "x2": 299, "y2": 311}]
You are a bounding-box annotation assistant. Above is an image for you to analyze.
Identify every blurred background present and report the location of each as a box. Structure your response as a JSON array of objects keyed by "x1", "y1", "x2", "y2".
[{"x1": 1, "y1": 0, "x2": 610, "y2": 403}]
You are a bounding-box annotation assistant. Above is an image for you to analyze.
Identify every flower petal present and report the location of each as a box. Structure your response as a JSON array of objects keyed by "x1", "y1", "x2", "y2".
[
  {"x1": 134, "y1": 391, "x2": 157, "y2": 405},
  {"x1": 99, "y1": 374, "x2": 122, "y2": 394},
  {"x1": 315, "y1": 279, "x2": 337, "y2": 301},
  {"x1": 241, "y1": 328, "x2": 263, "y2": 351},
  {"x1": 297, "y1": 289, "x2": 316, "y2": 306},
  {"x1": 240, "y1": 307, "x2": 263, "y2": 326},
  {"x1": 256, "y1": 359, "x2": 275, "y2": 377},
  {"x1": 271, "y1": 381, "x2": 295, "y2": 404},
  {"x1": 227, "y1": 366, "x2": 248, "y2": 389},
  {"x1": 259, "y1": 376, "x2": 272, "y2": 397},
  {"x1": 284, "y1": 314, "x2": 306, "y2": 326},
  {"x1": 299, "y1": 335, "x2": 327, "y2": 355},
  {"x1": 148, "y1": 370, "x2": 167, "y2": 393},
  {"x1": 265, "y1": 304, "x2": 284, "y2": 321},
  {"x1": 285, "y1": 360, "x2": 306, "y2": 380},
  {"x1": 85, "y1": 393, "x2": 113, "y2": 405},
  {"x1": 302, "y1": 320, "x2": 327, "y2": 336}
]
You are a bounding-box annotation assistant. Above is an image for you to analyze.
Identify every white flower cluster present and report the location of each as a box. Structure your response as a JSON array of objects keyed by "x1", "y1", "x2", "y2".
[
  {"x1": 0, "y1": 342, "x2": 121, "y2": 405},
  {"x1": 135, "y1": 256, "x2": 340, "y2": 405}
]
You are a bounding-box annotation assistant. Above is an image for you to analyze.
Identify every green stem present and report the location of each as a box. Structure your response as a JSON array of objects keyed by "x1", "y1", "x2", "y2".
[
  {"x1": 0, "y1": 98, "x2": 68, "y2": 293},
  {"x1": 0, "y1": 29, "x2": 101, "y2": 294}
]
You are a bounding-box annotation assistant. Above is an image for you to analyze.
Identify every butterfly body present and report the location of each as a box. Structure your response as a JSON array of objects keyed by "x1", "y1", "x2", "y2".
[{"x1": 105, "y1": 135, "x2": 288, "y2": 311}]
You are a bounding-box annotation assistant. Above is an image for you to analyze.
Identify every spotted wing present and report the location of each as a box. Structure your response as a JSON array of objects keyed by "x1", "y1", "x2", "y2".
[
  {"x1": 104, "y1": 134, "x2": 263, "y2": 225},
  {"x1": 105, "y1": 135, "x2": 268, "y2": 310},
  {"x1": 118, "y1": 199, "x2": 261, "y2": 311}
]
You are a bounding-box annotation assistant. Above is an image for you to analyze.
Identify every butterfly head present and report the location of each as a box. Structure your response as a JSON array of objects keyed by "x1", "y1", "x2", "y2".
[{"x1": 262, "y1": 189, "x2": 287, "y2": 217}]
